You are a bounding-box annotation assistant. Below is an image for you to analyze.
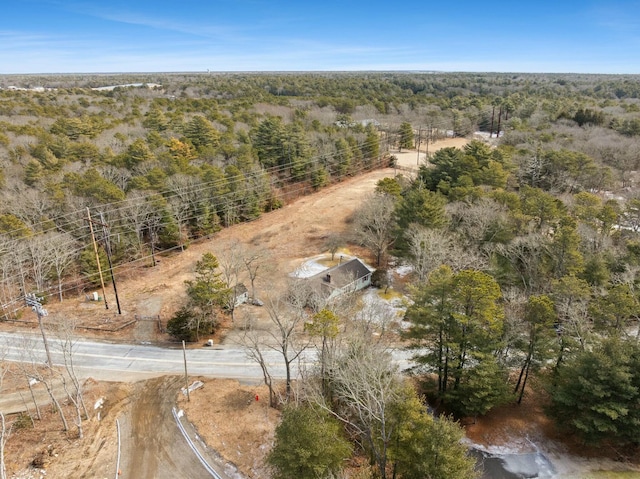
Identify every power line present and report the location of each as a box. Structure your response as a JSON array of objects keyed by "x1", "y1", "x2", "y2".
[
  {"x1": 2, "y1": 111, "x2": 484, "y2": 309},
  {"x1": 4, "y1": 154, "x2": 392, "y2": 307}
]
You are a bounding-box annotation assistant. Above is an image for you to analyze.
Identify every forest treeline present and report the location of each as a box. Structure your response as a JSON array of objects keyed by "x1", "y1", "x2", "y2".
[
  {"x1": 0, "y1": 71, "x2": 638, "y2": 317},
  {"x1": 2, "y1": 72, "x2": 640, "y2": 476},
  {"x1": 2, "y1": 72, "x2": 640, "y2": 315},
  {"x1": 0, "y1": 73, "x2": 393, "y2": 313}
]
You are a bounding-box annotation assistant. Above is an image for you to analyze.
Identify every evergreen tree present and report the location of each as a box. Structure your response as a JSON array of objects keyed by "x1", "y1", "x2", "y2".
[
  {"x1": 253, "y1": 116, "x2": 286, "y2": 168},
  {"x1": 405, "y1": 267, "x2": 507, "y2": 415},
  {"x1": 268, "y1": 405, "x2": 352, "y2": 479},
  {"x1": 143, "y1": 106, "x2": 169, "y2": 131},
  {"x1": 173, "y1": 252, "x2": 231, "y2": 341},
  {"x1": 513, "y1": 294, "x2": 558, "y2": 404},
  {"x1": 547, "y1": 338, "x2": 640, "y2": 446},
  {"x1": 398, "y1": 122, "x2": 414, "y2": 151},
  {"x1": 362, "y1": 125, "x2": 380, "y2": 164},
  {"x1": 184, "y1": 115, "x2": 220, "y2": 150},
  {"x1": 123, "y1": 138, "x2": 155, "y2": 169},
  {"x1": 389, "y1": 386, "x2": 478, "y2": 479},
  {"x1": 394, "y1": 187, "x2": 447, "y2": 253}
]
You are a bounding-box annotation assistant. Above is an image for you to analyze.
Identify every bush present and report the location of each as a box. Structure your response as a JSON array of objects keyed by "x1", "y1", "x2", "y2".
[
  {"x1": 166, "y1": 306, "x2": 212, "y2": 342},
  {"x1": 13, "y1": 412, "x2": 33, "y2": 430}
]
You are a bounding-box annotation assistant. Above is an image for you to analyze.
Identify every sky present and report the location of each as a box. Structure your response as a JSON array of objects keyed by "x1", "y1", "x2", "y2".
[{"x1": 1, "y1": 0, "x2": 640, "y2": 74}]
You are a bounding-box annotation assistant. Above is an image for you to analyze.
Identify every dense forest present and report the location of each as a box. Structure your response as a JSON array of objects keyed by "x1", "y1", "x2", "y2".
[
  {"x1": 3, "y1": 72, "x2": 640, "y2": 311},
  {"x1": 2, "y1": 72, "x2": 640, "y2": 476}
]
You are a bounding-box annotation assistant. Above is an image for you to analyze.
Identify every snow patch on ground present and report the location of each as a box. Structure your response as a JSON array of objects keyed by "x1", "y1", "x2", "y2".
[
  {"x1": 289, "y1": 254, "x2": 357, "y2": 278},
  {"x1": 358, "y1": 287, "x2": 410, "y2": 329},
  {"x1": 465, "y1": 437, "x2": 640, "y2": 478},
  {"x1": 394, "y1": 264, "x2": 413, "y2": 278}
]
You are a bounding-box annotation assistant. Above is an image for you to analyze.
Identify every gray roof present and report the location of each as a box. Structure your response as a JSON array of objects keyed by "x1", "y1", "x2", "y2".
[
  {"x1": 234, "y1": 283, "x2": 248, "y2": 295},
  {"x1": 308, "y1": 258, "x2": 373, "y2": 290}
]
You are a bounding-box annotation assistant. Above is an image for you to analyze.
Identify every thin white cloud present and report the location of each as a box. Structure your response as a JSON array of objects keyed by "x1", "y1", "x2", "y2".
[{"x1": 59, "y1": 2, "x2": 261, "y2": 43}]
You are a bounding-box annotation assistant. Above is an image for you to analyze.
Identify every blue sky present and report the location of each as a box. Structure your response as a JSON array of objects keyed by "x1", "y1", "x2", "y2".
[{"x1": 1, "y1": 0, "x2": 639, "y2": 74}]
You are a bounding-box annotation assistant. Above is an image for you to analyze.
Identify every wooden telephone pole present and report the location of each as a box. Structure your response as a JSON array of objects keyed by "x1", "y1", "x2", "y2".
[
  {"x1": 25, "y1": 293, "x2": 52, "y2": 366},
  {"x1": 85, "y1": 209, "x2": 122, "y2": 314},
  {"x1": 86, "y1": 208, "x2": 108, "y2": 310},
  {"x1": 99, "y1": 212, "x2": 122, "y2": 315}
]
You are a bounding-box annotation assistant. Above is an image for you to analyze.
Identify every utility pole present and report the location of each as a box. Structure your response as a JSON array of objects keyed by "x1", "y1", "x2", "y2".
[
  {"x1": 99, "y1": 212, "x2": 122, "y2": 315},
  {"x1": 425, "y1": 124, "x2": 431, "y2": 158},
  {"x1": 182, "y1": 340, "x2": 190, "y2": 402},
  {"x1": 416, "y1": 127, "x2": 422, "y2": 165},
  {"x1": 25, "y1": 293, "x2": 52, "y2": 367},
  {"x1": 86, "y1": 208, "x2": 108, "y2": 310},
  {"x1": 149, "y1": 227, "x2": 157, "y2": 268}
]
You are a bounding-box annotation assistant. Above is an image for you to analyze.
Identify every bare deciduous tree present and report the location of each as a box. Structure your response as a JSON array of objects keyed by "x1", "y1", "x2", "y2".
[
  {"x1": 315, "y1": 336, "x2": 403, "y2": 479},
  {"x1": 15, "y1": 337, "x2": 69, "y2": 432},
  {"x1": 353, "y1": 297, "x2": 398, "y2": 341},
  {"x1": 405, "y1": 224, "x2": 487, "y2": 282},
  {"x1": 447, "y1": 197, "x2": 511, "y2": 248},
  {"x1": 47, "y1": 232, "x2": 79, "y2": 302},
  {"x1": 263, "y1": 290, "x2": 309, "y2": 400},
  {"x1": 241, "y1": 246, "x2": 271, "y2": 301},
  {"x1": 239, "y1": 313, "x2": 277, "y2": 407},
  {"x1": 239, "y1": 280, "x2": 310, "y2": 405},
  {"x1": 120, "y1": 192, "x2": 154, "y2": 258},
  {"x1": 216, "y1": 240, "x2": 244, "y2": 319},
  {"x1": 351, "y1": 193, "x2": 396, "y2": 267},
  {"x1": 54, "y1": 318, "x2": 89, "y2": 438},
  {"x1": 325, "y1": 233, "x2": 344, "y2": 261},
  {"x1": 494, "y1": 233, "x2": 549, "y2": 292},
  {"x1": 25, "y1": 235, "x2": 53, "y2": 293}
]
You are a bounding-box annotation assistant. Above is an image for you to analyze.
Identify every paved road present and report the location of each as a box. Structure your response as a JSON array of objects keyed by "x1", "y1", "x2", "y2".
[
  {"x1": 0, "y1": 331, "x2": 412, "y2": 382},
  {"x1": 0, "y1": 331, "x2": 304, "y2": 382},
  {"x1": 0, "y1": 332, "x2": 412, "y2": 478}
]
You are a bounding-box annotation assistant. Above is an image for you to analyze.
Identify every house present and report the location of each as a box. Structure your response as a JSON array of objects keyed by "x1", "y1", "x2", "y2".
[
  {"x1": 233, "y1": 283, "x2": 249, "y2": 307},
  {"x1": 307, "y1": 258, "x2": 374, "y2": 301}
]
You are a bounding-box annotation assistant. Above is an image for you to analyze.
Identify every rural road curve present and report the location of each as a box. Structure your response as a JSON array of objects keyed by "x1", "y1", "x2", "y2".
[
  {"x1": 0, "y1": 331, "x2": 412, "y2": 382},
  {"x1": 0, "y1": 331, "x2": 302, "y2": 382}
]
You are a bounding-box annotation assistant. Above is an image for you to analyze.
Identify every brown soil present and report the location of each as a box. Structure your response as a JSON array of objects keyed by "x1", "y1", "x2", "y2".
[{"x1": 464, "y1": 379, "x2": 555, "y2": 451}]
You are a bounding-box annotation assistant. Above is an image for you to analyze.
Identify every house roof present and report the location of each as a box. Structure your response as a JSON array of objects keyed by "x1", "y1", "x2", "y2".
[
  {"x1": 234, "y1": 283, "x2": 248, "y2": 295},
  {"x1": 307, "y1": 258, "x2": 373, "y2": 291}
]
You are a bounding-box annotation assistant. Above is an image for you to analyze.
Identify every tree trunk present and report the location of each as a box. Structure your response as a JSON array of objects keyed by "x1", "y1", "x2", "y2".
[
  {"x1": 320, "y1": 336, "x2": 328, "y2": 398},
  {"x1": 0, "y1": 412, "x2": 7, "y2": 479},
  {"x1": 518, "y1": 361, "x2": 532, "y2": 405},
  {"x1": 27, "y1": 379, "x2": 42, "y2": 420},
  {"x1": 442, "y1": 346, "x2": 450, "y2": 394},
  {"x1": 58, "y1": 277, "x2": 64, "y2": 302},
  {"x1": 437, "y1": 328, "x2": 444, "y2": 393},
  {"x1": 44, "y1": 382, "x2": 68, "y2": 432},
  {"x1": 284, "y1": 357, "x2": 292, "y2": 400},
  {"x1": 514, "y1": 349, "x2": 532, "y2": 395}
]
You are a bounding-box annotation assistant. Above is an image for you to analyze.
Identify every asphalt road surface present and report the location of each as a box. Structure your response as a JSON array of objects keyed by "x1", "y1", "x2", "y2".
[
  {"x1": 0, "y1": 331, "x2": 412, "y2": 479},
  {"x1": 0, "y1": 331, "x2": 302, "y2": 382},
  {"x1": 0, "y1": 331, "x2": 412, "y2": 382}
]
